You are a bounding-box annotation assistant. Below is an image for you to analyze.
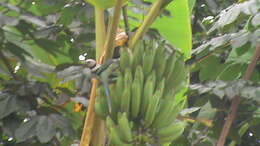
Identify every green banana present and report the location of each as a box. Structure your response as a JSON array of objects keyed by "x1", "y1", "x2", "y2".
[
  {"x1": 120, "y1": 50, "x2": 131, "y2": 72},
  {"x1": 110, "y1": 84, "x2": 120, "y2": 120},
  {"x1": 142, "y1": 48, "x2": 156, "y2": 77},
  {"x1": 115, "y1": 73, "x2": 124, "y2": 107},
  {"x1": 151, "y1": 93, "x2": 175, "y2": 128},
  {"x1": 107, "y1": 117, "x2": 127, "y2": 146},
  {"x1": 132, "y1": 44, "x2": 144, "y2": 69},
  {"x1": 135, "y1": 66, "x2": 144, "y2": 90},
  {"x1": 120, "y1": 86, "x2": 131, "y2": 117},
  {"x1": 168, "y1": 55, "x2": 185, "y2": 85},
  {"x1": 154, "y1": 44, "x2": 167, "y2": 80},
  {"x1": 165, "y1": 55, "x2": 185, "y2": 94},
  {"x1": 156, "y1": 101, "x2": 184, "y2": 129},
  {"x1": 118, "y1": 113, "x2": 133, "y2": 143},
  {"x1": 143, "y1": 90, "x2": 161, "y2": 128},
  {"x1": 120, "y1": 69, "x2": 132, "y2": 116},
  {"x1": 155, "y1": 78, "x2": 165, "y2": 98},
  {"x1": 157, "y1": 121, "x2": 186, "y2": 143},
  {"x1": 171, "y1": 66, "x2": 188, "y2": 93},
  {"x1": 156, "y1": 56, "x2": 167, "y2": 81},
  {"x1": 118, "y1": 68, "x2": 133, "y2": 115},
  {"x1": 130, "y1": 76, "x2": 142, "y2": 119},
  {"x1": 164, "y1": 53, "x2": 178, "y2": 80},
  {"x1": 157, "y1": 121, "x2": 186, "y2": 137},
  {"x1": 141, "y1": 71, "x2": 156, "y2": 116},
  {"x1": 95, "y1": 87, "x2": 110, "y2": 119},
  {"x1": 154, "y1": 43, "x2": 165, "y2": 62},
  {"x1": 95, "y1": 95, "x2": 109, "y2": 119},
  {"x1": 116, "y1": 73, "x2": 124, "y2": 93},
  {"x1": 124, "y1": 68, "x2": 133, "y2": 88},
  {"x1": 130, "y1": 66, "x2": 144, "y2": 119}
]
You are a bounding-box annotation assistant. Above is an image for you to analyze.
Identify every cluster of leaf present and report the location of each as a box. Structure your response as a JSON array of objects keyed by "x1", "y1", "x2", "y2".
[
  {"x1": 178, "y1": 0, "x2": 260, "y2": 145},
  {"x1": 190, "y1": 80, "x2": 260, "y2": 102},
  {"x1": 0, "y1": 0, "x2": 98, "y2": 145},
  {"x1": 0, "y1": 0, "x2": 96, "y2": 68},
  {"x1": 192, "y1": 0, "x2": 259, "y2": 84},
  {"x1": 0, "y1": 79, "x2": 74, "y2": 145}
]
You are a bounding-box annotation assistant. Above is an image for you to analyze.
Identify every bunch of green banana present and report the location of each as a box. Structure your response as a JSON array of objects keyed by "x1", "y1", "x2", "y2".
[{"x1": 94, "y1": 42, "x2": 189, "y2": 145}]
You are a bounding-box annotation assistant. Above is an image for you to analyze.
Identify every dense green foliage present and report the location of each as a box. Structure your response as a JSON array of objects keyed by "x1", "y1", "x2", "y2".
[{"x1": 0, "y1": 0, "x2": 259, "y2": 145}]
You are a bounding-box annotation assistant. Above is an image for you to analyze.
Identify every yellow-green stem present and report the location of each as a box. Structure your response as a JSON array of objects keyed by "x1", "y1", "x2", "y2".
[
  {"x1": 95, "y1": 7, "x2": 106, "y2": 59},
  {"x1": 103, "y1": 0, "x2": 124, "y2": 61},
  {"x1": 128, "y1": 0, "x2": 164, "y2": 50},
  {"x1": 80, "y1": 79, "x2": 98, "y2": 146}
]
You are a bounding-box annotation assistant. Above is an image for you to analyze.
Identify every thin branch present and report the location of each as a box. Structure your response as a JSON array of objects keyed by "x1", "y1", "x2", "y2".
[
  {"x1": 216, "y1": 42, "x2": 260, "y2": 146},
  {"x1": 122, "y1": 5, "x2": 130, "y2": 39},
  {"x1": 242, "y1": 44, "x2": 260, "y2": 80},
  {"x1": 0, "y1": 50, "x2": 18, "y2": 80}
]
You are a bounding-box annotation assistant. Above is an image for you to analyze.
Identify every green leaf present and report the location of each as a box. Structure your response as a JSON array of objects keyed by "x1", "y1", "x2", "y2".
[
  {"x1": 0, "y1": 93, "x2": 19, "y2": 119},
  {"x1": 188, "y1": 0, "x2": 196, "y2": 12},
  {"x1": 59, "y1": 4, "x2": 81, "y2": 26},
  {"x1": 36, "y1": 116, "x2": 56, "y2": 143},
  {"x1": 15, "y1": 117, "x2": 38, "y2": 142},
  {"x1": 252, "y1": 13, "x2": 260, "y2": 26},
  {"x1": 35, "y1": 0, "x2": 66, "y2": 15},
  {"x1": 180, "y1": 107, "x2": 201, "y2": 116},
  {"x1": 227, "y1": 44, "x2": 255, "y2": 63},
  {"x1": 0, "y1": 12, "x2": 19, "y2": 26},
  {"x1": 33, "y1": 26, "x2": 62, "y2": 39},
  {"x1": 49, "y1": 114, "x2": 75, "y2": 137},
  {"x1": 23, "y1": 58, "x2": 55, "y2": 78},
  {"x1": 35, "y1": 39, "x2": 62, "y2": 56},
  {"x1": 241, "y1": 86, "x2": 260, "y2": 103},
  {"x1": 5, "y1": 42, "x2": 32, "y2": 60},
  {"x1": 76, "y1": 33, "x2": 96, "y2": 43},
  {"x1": 197, "y1": 102, "x2": 216, "y2": 119},
  {"x1": 0, "y1": 61, "x2": 9, "y2": 75},
  {"x1": 153, "y1": 0, "x2": 192, "y2": 58},
  {"x1": 217, "y1": 5, "x2": 241, "y2": 28},
  {"x1": 230, "y1": 31, "x2": 250, "y2": 49},
  {"x1": 198, "y1": 56, "x2": 223, "y2": 81},
  {"x1": 2, "y1": 116, "x2": 21, "y2": 137},
  {"x1": 217, "y1": 63, "x2": 245, "y2": 81}
]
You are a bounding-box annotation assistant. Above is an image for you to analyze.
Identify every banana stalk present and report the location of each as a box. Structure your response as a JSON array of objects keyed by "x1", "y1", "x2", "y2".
[{"x1": 80, "y1": 0, "x2": 124, "y2": 145}]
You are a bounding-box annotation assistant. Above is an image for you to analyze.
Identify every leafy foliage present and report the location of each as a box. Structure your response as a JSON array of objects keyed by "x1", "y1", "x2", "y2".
[
  {"x1": 0, "y1": 80, "x2": 74, "y2": 145},
  {"x1": 182, "y1": 0, "x2": 260, "y2": 145},
  {"x1": 190, "y1": 80, "x2": 260, "y2": 101}
]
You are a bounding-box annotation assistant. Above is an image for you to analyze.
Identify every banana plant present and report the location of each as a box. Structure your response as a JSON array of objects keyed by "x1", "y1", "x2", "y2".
[{"x1": 80, "y1": 0, "x2": 192, "y2": 145}]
